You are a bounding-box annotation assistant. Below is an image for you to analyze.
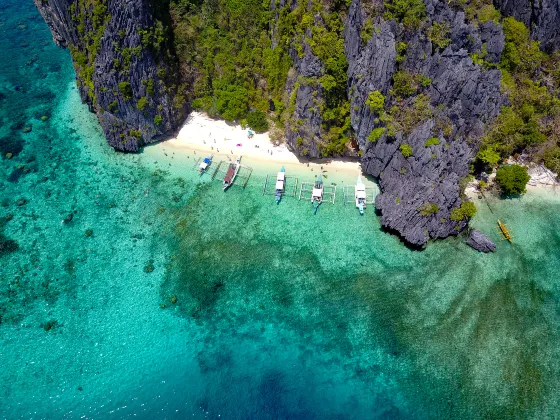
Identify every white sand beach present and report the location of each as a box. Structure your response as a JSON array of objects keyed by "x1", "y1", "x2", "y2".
[{"x1": 161, "y1": 112, "x2": 363, "y2": 175}]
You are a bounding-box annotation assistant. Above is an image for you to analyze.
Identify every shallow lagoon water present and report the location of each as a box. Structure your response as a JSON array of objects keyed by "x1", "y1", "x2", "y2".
[{"x1": 1, "y1": 2, "x2": 560, "y2": 418}]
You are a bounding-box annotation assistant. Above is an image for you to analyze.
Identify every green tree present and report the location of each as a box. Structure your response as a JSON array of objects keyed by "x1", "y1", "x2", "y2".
[
  {"x1": 392, "y1": 71, "x2": 417, "y2": 97},
  {"x1": 495, "y1": 164, "x2": 530, "y2": 195},
  {"x1": 419, "y1": 202, "x2": 439, "y2": 216},
  {"x1": 246, "y1": 111, "x2": 269, "y2": 132},
  {"x1": 476, "y1": 146, "x2": 501, "y2": 165}
]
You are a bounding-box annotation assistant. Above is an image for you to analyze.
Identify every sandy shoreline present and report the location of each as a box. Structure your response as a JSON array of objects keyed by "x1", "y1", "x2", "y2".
[
  {"x1": 159, "y1": 112, "x2": 363, "y2": 177},
  {"x1": 156, "y1": 112, "x2": 560, "y2": 196}
]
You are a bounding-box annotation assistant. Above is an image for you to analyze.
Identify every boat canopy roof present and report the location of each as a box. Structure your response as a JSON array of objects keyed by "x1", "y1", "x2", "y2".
[
  {"x1": 356, "y1": 190, "x2": 367, "y2": 199},
  {"x1": 275, "y1": 180, "x2": 284, "y2": 190},
  {"x1": 203, "y1": 157, "x2": 211, "y2": 163},
  {"x1": 277, "y1": 172, "x2": 285, "y2": 181},
  {"x1": 312, "y1": 187, "x2": 323, "y2": 197}
]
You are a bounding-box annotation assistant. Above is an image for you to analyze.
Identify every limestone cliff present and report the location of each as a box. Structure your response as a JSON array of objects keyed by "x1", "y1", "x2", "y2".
[
  {"x1": 343, "y1": 0, "x2": 504, "y2": 245},
  {"x1": 34, "y1": 0, "x2": 187, "y2": 151}
]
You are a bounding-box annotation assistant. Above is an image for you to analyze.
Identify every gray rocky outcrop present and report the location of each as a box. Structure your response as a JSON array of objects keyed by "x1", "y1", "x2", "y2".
[
  {"x1": 285, "y1": 39, "x2": 325, "y2": 158},
  {"x1": 344, "y1": 0, "x2": 504, "y2": 246},
  {"x1": 34, "y1": 0, "x2": 187, "y2": 151},
  {"x1": 494, "y1": 0, "x2": 560, "y2": 52},
  {"x1": 467, "y1": 229, "x2": 497, "y2": 252}
]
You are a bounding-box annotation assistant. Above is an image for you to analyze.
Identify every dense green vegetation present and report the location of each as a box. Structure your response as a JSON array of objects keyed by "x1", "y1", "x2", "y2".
[
  {"x1": 170, "y1": 0, "x2": 290, "y2": 123},
  {"x1": 477, "y1": 16, "x2": 560, "y2": 173},
  {"x1": 495, "y1": 164, "x2": 530, "y2": 195},
  {"x1": 366, "y1": 91, "x2": 385, "y2": 114},
  {"x1": 170, "y1": 0, "x2": 352, "y2": 156},
  {"x1": 68, "y1": 0, "x2": 111, "y2": 104}
]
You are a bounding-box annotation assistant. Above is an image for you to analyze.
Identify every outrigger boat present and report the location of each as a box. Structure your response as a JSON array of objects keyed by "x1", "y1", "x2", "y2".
[
  {"x1": 223, "y1": 156, "x2": 241, "y2": 191},
  {"x1": 497, "y1": 219, "x2": 514, "y2": 244},
  {"x1": 312, "y1": 174, "x2": 324, "y2": 214},
  {"x1": 355, "y1": 175, "x2": 367, "y2": 215},
  {"x1": 199, "y1": 154, "x2": 213, "y2": 175},
  {"x1": 275, "y1": 166, "x2": 286, "y2": 204}
]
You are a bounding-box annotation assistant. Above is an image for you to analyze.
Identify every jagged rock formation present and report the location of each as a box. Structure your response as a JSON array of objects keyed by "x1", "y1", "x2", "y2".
[
  {"x1": 284, "y1": 39, "x2": 325, "y2": 158},
  {"x1": 467, "y1": 229, "x2": 496, "y2": 252},
  {"x1": 494, "y1": 0, "x2": 560, "y2": 52},
  {"x1": 344, "y1": 0, "x2": 503, "y2": 245},
  {"x1": 34, "y1": 0, "x2": 187, "y2": 151}
]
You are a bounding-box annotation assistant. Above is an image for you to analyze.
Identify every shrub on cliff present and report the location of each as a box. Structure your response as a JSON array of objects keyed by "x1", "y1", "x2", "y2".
[
  {"x1": 118, "y1": 82, "x2": 133, "y2": 100},
  {"x1": 495, "y1": 164, "x2": 530, "y2": 195},
  {"x1": 392, "y1": 71, "x2": 417, "y2": 97},
  {"x1": 425, "y1": 137, "x2": 439, "y2": 147},
  {"x1": 450, "y1": 201, "x2": 477, "y2": 221},
  {"x1": 365, "y1": 91, "x2": 385, "y2": 114},
  {"x1": 419, "y1": 202, "x2": 438, "y2": 216},
  {"x1": 476, "y1": 146, "x2": 501, "y2": 165},
  {"x1": 367, "y1": 128, "x2": 386, "y2": 142},
  {"x1": 501, "y1": 17, "x2": 544, "y2": 74},
  {"x1": 426, "y1": 22, "x2": 451, "y2": 50},
  {"x1": 136, "y1": 97, "x2": 149, "y2": 111},
  {"x1": 400, "y1": 143, "x2": 413, "y2": 157},
  {"x1": 384, "y1": 0, "x2": 426, "y2": 29}
]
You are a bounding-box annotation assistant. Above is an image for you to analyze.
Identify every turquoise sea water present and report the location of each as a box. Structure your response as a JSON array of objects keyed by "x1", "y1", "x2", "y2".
[{"x1": 2, "y1": 2, "x2": 560, "y2": 418}]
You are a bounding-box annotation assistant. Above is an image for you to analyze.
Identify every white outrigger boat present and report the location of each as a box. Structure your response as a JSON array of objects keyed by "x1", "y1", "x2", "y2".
[
  {"x1": 199, "y1": 154, "x2": 213, "y2": 175},
  {"x1": 223, "y1": 156, "x2": 241, "y2": 190},
  {"x1": 275, "y1": 166, "x2": 285, "y2": 204},
  {"x1": 312, "y1": 174, "x2": 324, "y2": 214},
  {"x1": 355, "y1": 175, "x2": 367, "y2": 215}
]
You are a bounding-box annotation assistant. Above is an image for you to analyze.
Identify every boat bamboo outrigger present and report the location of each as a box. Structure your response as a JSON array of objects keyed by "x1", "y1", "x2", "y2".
[
  {"x1": 223, "y1": 156, "x2": 241, "y2": 191},
  {"x1": 312, "y1": 175, "x2": 324, "y2": 214},
  {"x1": 355, "y1": 175, "x2": 367, "y2": 215},
  {"x1": 497, "y1": 219, "x2": 514, "y2": 244},
  {"x1": 199, "y1": 154, "x2": 213, "y2": 175},
  {"x1": 275, "y1": 166, "x2": 286, "y2": 204}
]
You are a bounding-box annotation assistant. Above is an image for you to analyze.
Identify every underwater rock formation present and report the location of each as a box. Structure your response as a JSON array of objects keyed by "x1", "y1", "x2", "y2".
[{"x1": 34, "y1": 0, "x2": 187, "y2": 152}]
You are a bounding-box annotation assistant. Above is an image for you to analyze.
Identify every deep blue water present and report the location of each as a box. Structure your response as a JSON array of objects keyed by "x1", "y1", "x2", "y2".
[{"x1": 1, "y1": 1, "x2": 560, "y2": 419}]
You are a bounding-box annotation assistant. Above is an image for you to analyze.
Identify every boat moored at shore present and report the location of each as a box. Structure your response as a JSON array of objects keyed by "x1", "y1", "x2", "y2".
[
  {"x1": 355, "y1": 175, "x2": 366, "y2": 215},
  {"x1": 275, "y1": 167, "x2": 286, "y2": 204},
  {"x1": 223, "y1": 156, "x2": 241, "y2": 190},
  {"x1": 199, "y1": 154, "x2": 213, "y2": 175}
]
